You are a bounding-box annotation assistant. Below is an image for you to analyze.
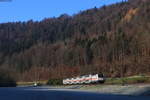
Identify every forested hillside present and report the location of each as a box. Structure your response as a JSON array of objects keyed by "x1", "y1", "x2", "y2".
[{"x1": 0, "y1": 0, "x2": 150, "y2": 81}]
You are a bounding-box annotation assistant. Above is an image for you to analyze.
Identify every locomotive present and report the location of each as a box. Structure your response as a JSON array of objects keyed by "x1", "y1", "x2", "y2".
[{"x1": 63, "y1": 74, "x2": 105, "y2": 85}]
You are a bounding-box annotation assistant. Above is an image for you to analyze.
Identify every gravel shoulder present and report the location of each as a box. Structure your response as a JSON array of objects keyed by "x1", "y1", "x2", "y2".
[
  {"x1": 79, "y1": 84, "x2": 150, "y2": 95},
  {"x1": 47, "y1": 84, "x2": 150, "y2": 96}
]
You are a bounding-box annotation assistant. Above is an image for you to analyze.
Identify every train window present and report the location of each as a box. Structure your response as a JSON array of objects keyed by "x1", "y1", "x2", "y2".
[
  {"x1": 84, "y1": 75, "x2": 89, "y2": 77},
  {"x1": 98, "y1": 74, "x2": 104, "y2": 77}
]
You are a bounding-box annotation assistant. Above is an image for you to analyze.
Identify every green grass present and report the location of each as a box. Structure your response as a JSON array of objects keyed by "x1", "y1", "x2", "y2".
[
  {"x1": 105, "y1": 75, "x2": 150, "y2": 85},
  {"x1": 17, "y1": 80, "x2": 47, "y2": 86},
  {"x1": 17, "y1": 82, "x2": 35, "y2": 86},
  {"x1": 17, "y1": 75, "x2": 150, "y2": 86}
]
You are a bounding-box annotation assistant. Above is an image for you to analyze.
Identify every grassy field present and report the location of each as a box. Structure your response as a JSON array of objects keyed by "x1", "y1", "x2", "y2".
[
  {"x1": 105, "y1": 75, "x2": 150, "y2": 85},
  {"x1": 17, "y1": 75, "x2": 150, "y2": 86},
  {"x1": 17, "y1": 81, "x2": 47, "y2": 86}
]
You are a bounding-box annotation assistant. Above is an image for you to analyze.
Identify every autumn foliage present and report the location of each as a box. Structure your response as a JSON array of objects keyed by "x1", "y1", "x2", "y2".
[{"x1": 0, "y1": 0, "x2": 149, "y2": 81}]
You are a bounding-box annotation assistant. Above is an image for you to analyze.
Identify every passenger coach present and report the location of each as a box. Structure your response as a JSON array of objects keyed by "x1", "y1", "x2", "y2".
[{"x1": 63, "y1": 74, "x2": 105, "y2": 85}]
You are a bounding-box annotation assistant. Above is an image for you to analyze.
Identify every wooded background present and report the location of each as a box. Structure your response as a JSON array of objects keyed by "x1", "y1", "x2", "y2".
[{"x1": 0, "y1": 0, "x2": 149, "y2": 82}]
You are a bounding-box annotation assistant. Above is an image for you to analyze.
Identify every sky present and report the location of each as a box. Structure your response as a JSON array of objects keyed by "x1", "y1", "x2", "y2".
[{"x1": 0, "y1": 0, "x2": 123, "y2": 23}]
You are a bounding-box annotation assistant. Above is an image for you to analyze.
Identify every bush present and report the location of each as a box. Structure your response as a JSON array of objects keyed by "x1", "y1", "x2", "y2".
[
  {"x1": 47, "y1": 79, "x2": 62, "y2": 85},
  {"x1": 136, "y1": 78, "x2": 147, "y2": 83},
  {"x1": 0, "y1": 75, "x2": 17, "y2": 87},
  {"x1": 0, "y1": 68, "x2": 17, "y2": 87}
]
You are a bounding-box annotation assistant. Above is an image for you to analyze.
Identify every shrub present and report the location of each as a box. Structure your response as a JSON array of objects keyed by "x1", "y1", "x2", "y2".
[
  {"x1": 47, "y1": 79, "x2": 62, "y2": 85},
  {"x1": 0, "y1": 75, "x2": 17, "y2": 87},
  {"x1": 132, "y1": 77, "x2": 149, "y2": 83}
]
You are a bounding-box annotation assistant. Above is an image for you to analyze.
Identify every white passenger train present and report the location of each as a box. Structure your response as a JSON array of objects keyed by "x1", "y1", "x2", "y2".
[{"x1": 63, "y1": 74, "x2": 105, "y2": 85}]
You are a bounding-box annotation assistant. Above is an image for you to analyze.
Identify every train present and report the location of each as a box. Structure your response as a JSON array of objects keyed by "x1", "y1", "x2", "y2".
[{"x1": 63, "y1": 74, "x2": 105, "y2": 85}]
